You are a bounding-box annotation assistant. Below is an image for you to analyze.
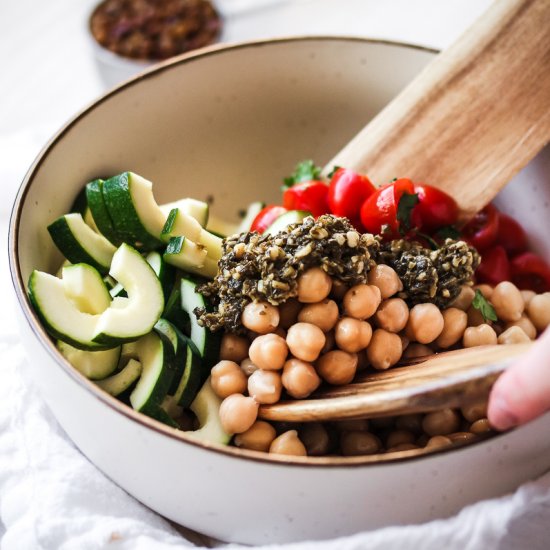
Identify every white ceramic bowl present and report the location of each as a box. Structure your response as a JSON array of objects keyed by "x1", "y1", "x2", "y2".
[{"x1": 9, "y1": 37, "x2": 550, "y2": 544}]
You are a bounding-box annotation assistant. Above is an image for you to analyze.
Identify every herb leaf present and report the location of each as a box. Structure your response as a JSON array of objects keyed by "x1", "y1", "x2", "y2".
[
  {"x1": 472, "y1": 289, "x2": 498, "y2": 323},
  {"x1": 327, "y1": 165, "x2": 342, "y2": 179},
  {"x1": 397, "y1": 192, "x2": 419, "y2": 233},
  {"x1": 435, "y1": 225, "x2": 461, "y2": 241},
  {"x1": 283, "y1": 160, "x2": 322, "y2": 189}
]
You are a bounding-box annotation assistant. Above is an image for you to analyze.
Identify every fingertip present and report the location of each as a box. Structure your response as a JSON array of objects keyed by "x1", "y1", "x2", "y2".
[{"x1": 487, "y1": 391, "x2": 519, "y2": 431}]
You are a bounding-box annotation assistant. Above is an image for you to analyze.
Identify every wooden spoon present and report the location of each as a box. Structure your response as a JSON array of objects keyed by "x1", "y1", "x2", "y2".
[
  {"x1": 258, "y1": 343, "x2": 532, "y2": 422},
  {"x1": 325, "y1": 0, "x2": 550, "y2": 222}
]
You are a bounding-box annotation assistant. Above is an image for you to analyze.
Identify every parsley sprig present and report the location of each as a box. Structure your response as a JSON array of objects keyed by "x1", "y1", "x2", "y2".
[
  {"x1": 283, "y1": 160, "x2": 322, "y2": 189},
  {"x1": 471, "y1": 289, "x2": 498, "y2": 323}
]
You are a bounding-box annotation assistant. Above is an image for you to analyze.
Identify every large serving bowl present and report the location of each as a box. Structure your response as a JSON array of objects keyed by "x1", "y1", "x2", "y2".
[{"x1": 9, "y1": 37, "x2": 550, "y2": 544}]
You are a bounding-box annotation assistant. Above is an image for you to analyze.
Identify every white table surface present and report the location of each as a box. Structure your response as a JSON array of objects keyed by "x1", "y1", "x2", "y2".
[{"x1": 0, "y1": 0, "x2": 493, "y2": 545}]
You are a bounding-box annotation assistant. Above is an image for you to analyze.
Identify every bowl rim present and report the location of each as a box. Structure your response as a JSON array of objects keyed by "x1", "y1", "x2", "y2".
[{"x1": 8, "y1": 34, "x2": 508, "y2": 468}]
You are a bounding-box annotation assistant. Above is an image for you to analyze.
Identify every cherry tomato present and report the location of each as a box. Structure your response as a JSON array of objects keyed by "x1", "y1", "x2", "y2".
[
  {"x1": 461, "y1": 204, "x2": 500, "y2": 251},
  {"x1": 475, "y1": 245, "x2": 511, "y2": 286},
  {"x1": 360, "y1": 178, "x2": 415, "y2": 237},
  {"x1": 410, "y1": 184, "x2": 458, "y2": 232},
  {"x1": 250, "y1": 205, "x2": 287, "y2": 233},
  {"x1": 495, "y1": 212, "x2": 528, "y2": 256},
  {"x1": 283, "y1": 180, "x2": 329, "y2": 218},
  {"x1": 328, "y1": 168, "x2": 376, "y2": 226},
  {"x1": 510, "y1": 252, "x2": 550, "y2": 293}
]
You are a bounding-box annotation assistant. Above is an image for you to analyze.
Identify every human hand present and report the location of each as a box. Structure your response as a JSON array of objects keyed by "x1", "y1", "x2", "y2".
[{"x1": 488, "y1": 328, "x2": 550, "y2": 430}]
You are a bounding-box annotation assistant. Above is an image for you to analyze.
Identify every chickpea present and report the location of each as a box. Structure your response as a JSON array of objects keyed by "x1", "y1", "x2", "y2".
[
  {"x1": 334, "y1": 317, "x2": 373, "y2": 353},
  {"x1": 369, "y1": 417, "x2": 394, "y2": 430},
  {"x1": 316, "y1": 350, "x2": 358, "y2": 385},
  {"x1": 374, "y1": 298, "x2": 409, "y2": 333},
  {"x1": 334, "y1": 418, "x2": 370, "y2": 432},
  {"x1": 248, "y1": 333, "x2": 288, "y2": 371},
  {"x1": 286, "y1": 322, "x2": 326, "y2": 362},
  {"x1": 399, "y1": 334, "x2": 410, "y2": 353},
  {"x1": 219, "y1": 394, "x2": 259, "y2": 434},
  {"x1": 386, "y1": 430, "x2": 416, "y2": 448},
  {"x1": 498, "y1": 326, "x2": 530, "y2": 345},
  {"x1": 281, "y1": 358, "x2": 321, "y2": 399},
  {"x1": 422, "y1": 409, "x2": 460, "y2": 436},
  {"x1": 240, "y1": 358, "x2": 259, "y2": 376},
  {"x1": 406, "y1": 303, "x2": 444, "y2": 344},
  {"x1": 450, "y1": 285, "x2": 475, "y2": 311},
  {"x1": 343, "y1": 284, "x2": 382, "y2": 320},
  {"x1": 298, "y1": 299, "x2": 339, "y2": 332},
  {"x1": 247, "y1": 370, "x2": 283, "y2": 404},
  {"x1": 367, "y1": 264, "x2": 403, "y2": 299},
  {"x1": 297, "y1": 267, "x2": 332, "y2": 303},
  {"x1": 402, "y1": 343, "x2": 433, "y2": 359},
  {"x1": 527, "y1": 293, "x2": 550, "y2": 331},
  {"x1": 460, "y1": 401, "x2": 487, "y2": 422},
  {"x1": 474, "y1": 284, "x2": 494, "y2": 300},
  {"x1": 435, "y1": 308, "x2": 468, "y2": 349},
  {"x1": 387, "y1": 443, "x2": 419, "y2": 453},
  {"x1": 491, "y1": 281, "x2": 524, "y2": 322},
  {"x1": 234, "y1": 421, "x2": 277, "y2": 452},
  {"x1": 299, "y1": 423, "x2": 332, "y2": 456},
  {"x1": 505, "y1": 315, "x2": 537, "y2": 340},
  {"x1": 269, "y1": 430, "x2": 307, "y2": 456},
  {"x1": 330, "y1": 279, "x2": 349, "y2": 301},
  {"x1": 395, "y1": 414, "x2": 423, "y2": 433},
  {"x1": 463, "y1": 324, "x2": 498, "y2": 347},
  {"x1": 210, "y1": 360, "x2": 247, "y2": 399},
  {"x1": 219, "y1": 334, "x2": 250, "y2": 363},
  {"x1": 341, "y1": 431, "x2": 381, "y2": 456},
  {"x1": 448, "y1": 432, "x2": 477, "y2": 444},
  {"x1": 241, "y1": 301, "x2": 279, "y2": 334},
  {"x1": 467, "y1": 305, "x2": 489, "y2": 327},
  {"x1": 520, "y1": 290, "x2": 536, "y2": 307},
  {"x1": 470, "y1": 418, "x2": 492, "y2": 434},
  {"x1": 278, "y1": 299, "x2": 301, "y2": 329},
  {"x1": 425, "y1": 435, "x2": 452, "y2": 449},
  {"x1": 366, "y1": 329, "x2": 402, "y2": 370}
]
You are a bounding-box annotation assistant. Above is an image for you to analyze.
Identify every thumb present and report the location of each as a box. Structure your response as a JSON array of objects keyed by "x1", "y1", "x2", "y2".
[{"x1": 488, "y1": 328, "x2": 550, "y2": 430}]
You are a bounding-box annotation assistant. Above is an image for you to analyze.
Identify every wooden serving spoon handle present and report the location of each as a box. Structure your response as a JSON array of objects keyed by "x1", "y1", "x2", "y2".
[
  {"x1": 258, "y1": 343, "x2": 532, "y2": 423},
  {"x1": 325, "y1": 0, "x2": 550, "y2": 222}
]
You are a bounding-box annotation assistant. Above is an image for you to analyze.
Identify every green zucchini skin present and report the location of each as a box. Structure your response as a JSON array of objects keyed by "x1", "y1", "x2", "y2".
[
  {"x1": 96, "y1": 358, "x2": 142, "y2": 396},
  {"x1": 57, "y1": 341, "x2": 121, "y2": 380},
  {"x1": 102, "y1": 172, "x2": 163, "y2": 250},
  {"x1": 85, "y1": 179, "x2": 123, "y2": 246}
]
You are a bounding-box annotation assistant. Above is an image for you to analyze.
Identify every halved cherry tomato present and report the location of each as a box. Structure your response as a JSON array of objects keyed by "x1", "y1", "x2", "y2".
[
  {"x1": 250, "y1": 205, "x2": 287, "y2": 233},
  {"x1": 328, "y1": 168, "x2": 376, "y2": 227},
  {"x1": 495, "y1": 212, "x2": 528, "y2": 256},
  {"x1": 461, "y1": 204, "x2": 500, "y2": 251},
  {"x1": 510, "y1": 252, "x2": 550, "y2": 293},
  {"x1": 360, "y1": 178, "x2": 415, "y2": 237},
  {"x1": 410, "y1": 184, "x2": 458, "y2": 232},
  {"x1": 283, "y1": 180, "x2": 329, "y2": 218},
  {"x1": 475, "y1": 245, "x2": 511, "y2": 286}
]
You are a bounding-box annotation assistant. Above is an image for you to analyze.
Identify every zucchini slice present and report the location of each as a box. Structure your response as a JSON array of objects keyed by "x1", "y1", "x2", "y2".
[
  {"x1": 102, "y1": 172, "x2": 164, "y2": 250},
  {"x1": 163, "y1": 236, "x2": 218, "y2": 279},
  {"x1": 172, "y1": 339, "x2": 202, "y2": 408},
  {"x1": 206, "y1": 215, "x2": 239, "y2": 238},
  {"x1": 96, "y1": 358, "x2": 142, "y2": 396},
  {"x1": 178, "y1": 198, "x2": 209, "y2": 227},
  {"x1": 146, "y1": 251, "x2": 175, "y2": 300},
  {"x1": 86, "y1": 179, "x2": 123, "y2": 246},
  {"x1": 129, "y1": 331, "x2": 178, "y2": 423},
  {"x1": 48, "y1": 213, "x2": 117, "y2": 274},
  {"x1": 180, "y1": 277, "x2": 221, "y2": 373},
  {"x1": 61, "y1": 263, "x2": 111, "y2": 314},
  {"x1": 154, "y1": 318, "x2": 186, "y2": 393},
  {"x1": 57, "y1": 340, "x2": 121, "y2": 380},
  {"x1": 236, "y1": 201, "x2": 265, "y2": 233},
  {"x1": 264, "y1": 210, "x2": 310, "y2": 236},
  {"x1": 161, "y1": 208, "x2": 202, "y2": 243},
  {"x1": 93, "y1": 243, "x2": 164, "y2": 346},
  {"x1": 185, "y1": 378, "x2": 230, "y2": 445}
]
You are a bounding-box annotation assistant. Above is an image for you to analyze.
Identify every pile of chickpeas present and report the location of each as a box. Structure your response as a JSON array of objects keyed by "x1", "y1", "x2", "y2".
[{"x1": 208, "y1": 264, "x2": 550, "y2": 457}]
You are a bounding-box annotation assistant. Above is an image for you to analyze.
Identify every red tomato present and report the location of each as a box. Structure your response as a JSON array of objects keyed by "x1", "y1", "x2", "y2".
[
  {"x1": 410, "y1": 184, "x2": 458, "y2": 231},
  {"x1": 328, "y1": 168, "x2": 376, "y2": 226},
  {"x1": 461, "y1": 204, "x2": 500, "y2": 251},
  {"x1": 360, "y1": 178, "x2": 414, "y2": 237},
  {"x1": 283, "y1": 180, "x2": 329, "y2": 218},
  {"x1": 495, "y1": 212, "x2": 528, "y2": 256},
  {"x1": 510, "y1": 252, "x2": 550, "y2": 293},
  {"x1": 475, "y1": 245, "x2": 511, "y2": 286},
  {"x1": 250, "y1": 205, "x2": 287, "y2": 233}
]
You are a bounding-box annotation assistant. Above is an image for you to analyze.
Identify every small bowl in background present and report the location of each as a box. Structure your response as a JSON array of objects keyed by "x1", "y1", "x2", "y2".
[{"x1": 88, "y1": 0, "x2": 222, "y2": 88}]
